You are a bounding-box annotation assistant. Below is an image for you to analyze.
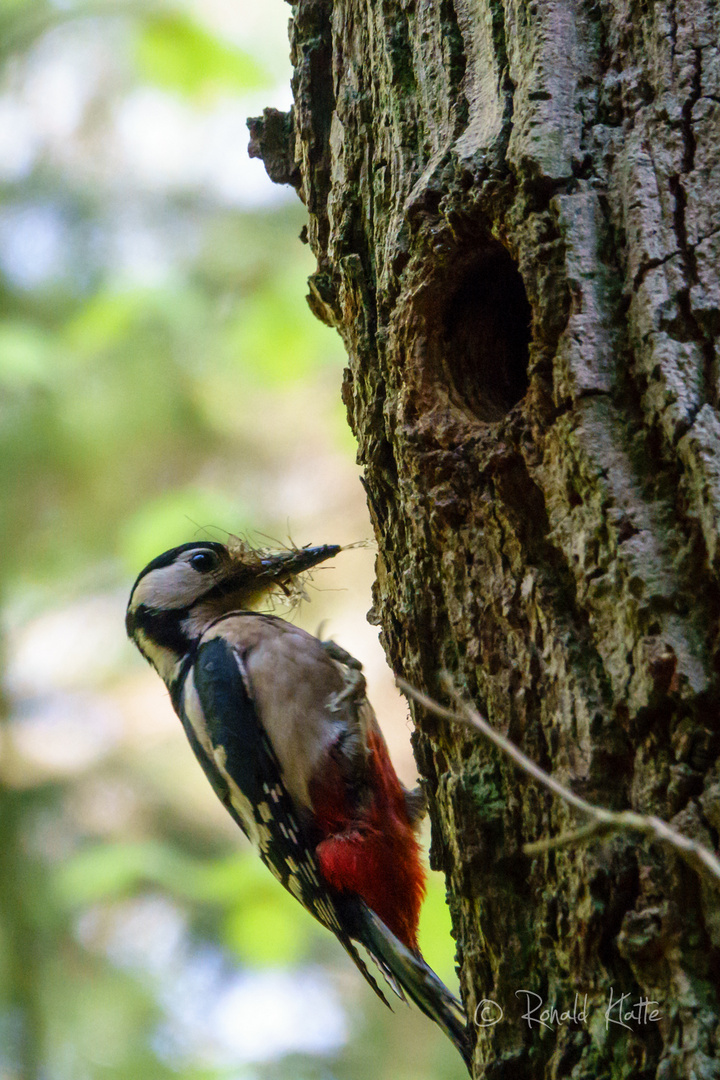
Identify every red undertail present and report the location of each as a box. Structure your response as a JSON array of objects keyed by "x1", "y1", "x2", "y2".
[{"x1": 311, "y1": 726, "x2": 426, "y2": 951}]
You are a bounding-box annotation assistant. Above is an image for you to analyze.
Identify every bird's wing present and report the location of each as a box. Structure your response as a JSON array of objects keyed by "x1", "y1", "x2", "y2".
[{"x1": 178, "y1": 632, "x2": 391, "y2": 1005}]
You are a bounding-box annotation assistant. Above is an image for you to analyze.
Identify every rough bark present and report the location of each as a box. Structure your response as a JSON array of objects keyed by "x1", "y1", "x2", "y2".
[{"x1": 250, "y1": 1, "x2": 720, "y2": 1076}]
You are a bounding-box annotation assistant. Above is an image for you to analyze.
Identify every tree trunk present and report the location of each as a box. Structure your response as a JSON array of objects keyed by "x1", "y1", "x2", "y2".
[{"x1": 249, "y1": 1, "x2": 720, "y2": 1076}]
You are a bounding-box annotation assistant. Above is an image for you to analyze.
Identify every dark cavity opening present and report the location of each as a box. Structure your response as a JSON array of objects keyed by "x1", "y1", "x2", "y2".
[{"x1": 443, "y1": 242, "x2": 531, "y2": 422}]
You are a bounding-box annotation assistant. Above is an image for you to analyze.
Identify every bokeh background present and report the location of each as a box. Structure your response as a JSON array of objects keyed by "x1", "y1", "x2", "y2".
[{"x1": 0, "y1": 2, "x2": 464, "y2": 1077}]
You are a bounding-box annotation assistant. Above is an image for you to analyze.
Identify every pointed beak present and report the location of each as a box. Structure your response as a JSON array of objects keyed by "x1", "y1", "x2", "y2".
[{"x1": 258, "y1": 544, "x2": 341, "y2": 584}]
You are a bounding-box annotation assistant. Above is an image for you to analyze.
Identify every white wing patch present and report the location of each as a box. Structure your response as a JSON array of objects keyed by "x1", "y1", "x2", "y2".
[{"x1": 183, "y1": 670, "x2": 272, "y2": 854}]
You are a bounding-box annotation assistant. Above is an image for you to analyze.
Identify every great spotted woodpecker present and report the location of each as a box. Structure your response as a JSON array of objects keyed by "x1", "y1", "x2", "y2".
[{"x1": 126, "y1": 538, "x2": 470, "y2": 1068}]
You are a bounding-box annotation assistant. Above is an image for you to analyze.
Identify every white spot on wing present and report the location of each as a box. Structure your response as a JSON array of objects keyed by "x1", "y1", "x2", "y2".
[
  {"x1": 288, "y1": 875, "x2": 304, "y2": 901},
  {"x1": 267, "y1": 860, "x2": 283, "y2": 883}
]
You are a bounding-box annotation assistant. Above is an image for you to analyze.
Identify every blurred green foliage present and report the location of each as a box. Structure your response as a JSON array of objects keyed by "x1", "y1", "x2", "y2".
[
  {"x1": 0, "y1": 3, "x2": 465, "y2": 1079},
  {"x1": 136, "y1": 13, "x2": 270, "y2": 98},
  {"x1": 0, "y1": 211, "x2": 343, "y2": 590}
]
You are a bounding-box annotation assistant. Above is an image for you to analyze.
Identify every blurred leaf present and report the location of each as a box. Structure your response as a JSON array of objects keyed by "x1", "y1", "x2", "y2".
[
  {"x1": 119, "y1": 487, "x2": 249, "y2": 572},
  {"x1": 221, "y1": 860, "x2": 313, "y2": 965},
  {"x1": 417, "y1": 869, "x2": 459, "y2": 991},
  {"x1": 55, "y1": 842, "x2": 317, "y2": 967},
  {"x1": 226, "y1": 271, "x2": 345, "y2": 387},
  {"x1": 55, "y1": 843, "x2": 248, "y2": 906},
  {"x1": 0, "y1": 0, "x2": 60, "y2": 61},
  {"x1": 42, "y1": 947, "x2": 176, "y2": 1080},
  {"x1": 0, "y1": 320, "x2": 57, "y2": 386},
  {"x1": 62, "y1": 290, "x2": 146, "y2": 357},
  {"x1": 55, "y1": 842, "x2": 172, "y2": 904},
  {"x1": 136, "y1": 14, "x2": 270, "y2": 99},
  {"x1": 223, "y1": 896, "x2": 307, "y2": 966}
]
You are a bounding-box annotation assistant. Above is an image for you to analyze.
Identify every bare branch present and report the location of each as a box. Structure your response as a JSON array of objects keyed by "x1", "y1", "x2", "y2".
[{"x1": 397, "y1": 677, "x2": 720, "y2": 889}]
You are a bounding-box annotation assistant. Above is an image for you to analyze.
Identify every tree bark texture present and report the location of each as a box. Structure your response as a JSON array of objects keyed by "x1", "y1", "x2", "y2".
[{"x1": 250, "y1": 2, "x2": 720, "y2": 1077}]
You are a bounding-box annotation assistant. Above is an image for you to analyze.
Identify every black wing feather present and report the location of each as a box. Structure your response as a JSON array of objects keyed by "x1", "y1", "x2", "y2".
[{"x1": 181, "y1": 635, "x2": 390, "y2": 1005}]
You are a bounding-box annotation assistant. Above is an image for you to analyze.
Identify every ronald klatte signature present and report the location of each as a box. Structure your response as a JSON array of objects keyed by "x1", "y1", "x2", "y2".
[{"x1": 475, "y1": 989, "x2": 661, "y2": 1031}]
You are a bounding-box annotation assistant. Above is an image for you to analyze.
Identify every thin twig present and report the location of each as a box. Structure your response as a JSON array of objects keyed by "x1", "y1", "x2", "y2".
[{"x1": 397, "y1": 677, "x2": 720, "y2": 889}]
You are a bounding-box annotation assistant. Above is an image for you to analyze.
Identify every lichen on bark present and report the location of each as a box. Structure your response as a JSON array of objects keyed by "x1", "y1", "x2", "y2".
[{"x1": 250, "y1": 2, "x2": 720, "y2": 1076}]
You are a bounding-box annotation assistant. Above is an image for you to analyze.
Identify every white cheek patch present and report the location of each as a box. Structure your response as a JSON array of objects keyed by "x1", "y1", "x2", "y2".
[{"x1": 132, "y1": 560, "x2": 216, "y2": 611}]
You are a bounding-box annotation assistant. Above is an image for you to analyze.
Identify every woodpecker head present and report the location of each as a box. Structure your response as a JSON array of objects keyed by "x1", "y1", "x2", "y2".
[{"x1": 126, "y1": 539, "x2": 341, "y2": 682}]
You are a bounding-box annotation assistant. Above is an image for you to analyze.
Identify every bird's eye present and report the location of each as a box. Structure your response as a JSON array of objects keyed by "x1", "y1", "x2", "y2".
[{"x1": 189, "y1": 550, "x2": 220, "y2": 573}]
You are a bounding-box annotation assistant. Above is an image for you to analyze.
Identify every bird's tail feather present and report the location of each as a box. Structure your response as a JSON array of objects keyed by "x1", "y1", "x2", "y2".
[{"x1": 344, "y1": 900, "x2": 472, "y2": 1071}]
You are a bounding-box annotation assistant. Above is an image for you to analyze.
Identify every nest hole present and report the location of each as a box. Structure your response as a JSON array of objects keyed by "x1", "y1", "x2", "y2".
[{"x1": 443, "y1": 243, "x2": 531, "y2": 422}]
